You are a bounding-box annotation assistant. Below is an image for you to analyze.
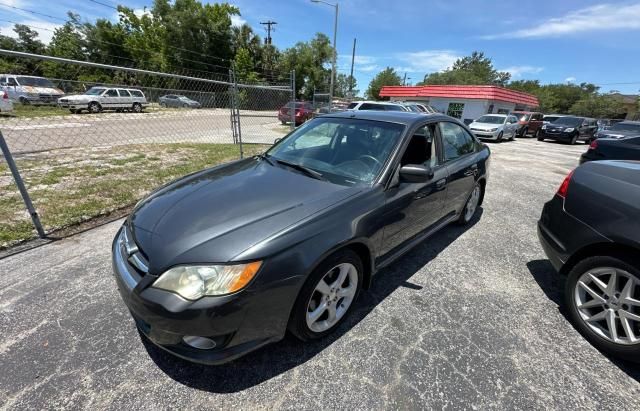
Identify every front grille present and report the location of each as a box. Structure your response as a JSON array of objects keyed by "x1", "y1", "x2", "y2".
[
  {"x1": 122, "y1": 226, "x2": 149, "y2": 275},
  {"x1": 59, "y1": 98, "x2": 68, "y2": 103}
]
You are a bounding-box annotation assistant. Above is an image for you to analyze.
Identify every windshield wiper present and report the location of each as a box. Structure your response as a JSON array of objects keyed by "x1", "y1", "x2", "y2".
[
  {"x1": 274, "y1": 159, "x2": 326, "y2": 181},
  {"x1": 257, "y1": 153, "x2": 274, "y2": 166}
]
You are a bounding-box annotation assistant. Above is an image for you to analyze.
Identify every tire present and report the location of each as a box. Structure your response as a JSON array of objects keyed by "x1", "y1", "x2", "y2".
[
  {"x1": 570, "y1": 134, "x2": 578, "y2": 145},
  {"x1": 132, "y1": 103, "x2": 142, "y2": 113},
  {"x1": 520, "y1": 127, "x2": 528, "y2": 137},
  {"x1": 534, "y1": 129, "x2": 541, "y2": 139},
  {"x1": 88, "y1": 102, "x2": 101, "y2": 114},
  {"x1": 289, "y1": 249, "x2": 363, "y2": 341},
  {"x1": 69, "y1": 109, "x2": 78, "y2": 114},
  {"x1": 457, "y1": 181, "x2": 481, "y2": 225},
  {"x1": 281, "y1": 120, "x2": 287, "y2": 125},
  {"x1": 510, "y1": 130, "x2": 516, "y2": 141},
  {"x1": 160, "y1": 102, "x2": 167, "y2": 108},
  {"x1": 497, "y1": 131, "x2": 503, "y2": 142},
  {"x1": 182, "y1": 103, "x2": 188, "y2": 108},
  {"x1": 565, "y1": 255, "x2": 640, "y2": 362}
]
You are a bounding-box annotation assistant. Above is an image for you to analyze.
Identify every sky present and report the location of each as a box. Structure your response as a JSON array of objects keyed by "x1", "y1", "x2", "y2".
[{"x1": 2, "y1": 0, "x2": 640, "y2": 94}]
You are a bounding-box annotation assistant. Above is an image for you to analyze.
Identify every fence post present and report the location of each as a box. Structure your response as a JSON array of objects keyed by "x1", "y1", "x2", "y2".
[
  {"x1": 0, "y1": 130, "x2": 46, "y2": 238},
  {"x1": 291, "y1": 70, "x2": 296, "y2": 131}
]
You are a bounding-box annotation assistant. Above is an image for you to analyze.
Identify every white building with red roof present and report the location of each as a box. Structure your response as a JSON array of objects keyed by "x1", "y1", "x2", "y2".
[{"x1": 380, "y1": 85, "x2": 539, "y2": 124}]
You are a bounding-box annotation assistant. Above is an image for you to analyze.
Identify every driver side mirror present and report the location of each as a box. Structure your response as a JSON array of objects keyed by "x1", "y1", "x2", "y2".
[{"x1": 399, "y1": 164, "x2": 434, "y2": 183}]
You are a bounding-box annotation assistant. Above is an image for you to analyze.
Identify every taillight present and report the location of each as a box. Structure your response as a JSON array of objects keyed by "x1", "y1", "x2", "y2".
[
  {"x1": 557, "y1": 169, "x2": 575, "y2": 199},
  {"x1": 2, "y1": 90, "x2": 7, "y2": 99},
  {"x1": 589, "y1": 140, "x2": 598, "y2": 150}
]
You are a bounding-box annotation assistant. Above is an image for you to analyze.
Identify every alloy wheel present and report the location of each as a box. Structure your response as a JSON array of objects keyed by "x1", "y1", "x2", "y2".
[
  {"x1": 574, "y1": 267, "x2": 640, "y2": 345},
  {"x1": 464, "y1": 184, "x2": 481, "y2": 222},
  {"x1": 306, "y1": 263, "x2": 358, "y2": 333}
]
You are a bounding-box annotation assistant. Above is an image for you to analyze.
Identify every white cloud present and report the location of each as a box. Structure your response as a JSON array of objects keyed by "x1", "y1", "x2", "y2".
[
  {"x1": 500, "y1": 65, "x2": 544, "y2": 78},
  {"x1": 230, "y1": 15, "x2": 246, "y2": 27},
  {"x1": 0, "y1": 19, "x2": 60, "y2": 44},
  {"x1": 483, "y1": 3, "x2": 640, "y2": 39},
  {"x1": 359, "y1": 64, "x2": 379, "y2": 72},
  {"x1": 565, "y1": 76, "x2": 577, "y2": 83},
  {"x1": 395, "y1": 50, "x2": 461, "y2": 73},
  {"x1": 338, "y1": 55, "x2": 379, "y2": 73}
]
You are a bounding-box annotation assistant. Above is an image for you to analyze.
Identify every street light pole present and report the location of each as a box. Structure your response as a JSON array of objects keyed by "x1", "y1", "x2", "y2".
[{"x1": 311, "y1": 0, "x2": 338, "y2": 106}]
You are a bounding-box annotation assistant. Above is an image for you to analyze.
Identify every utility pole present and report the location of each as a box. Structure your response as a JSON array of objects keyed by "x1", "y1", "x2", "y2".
[
  {"x1": 260, "y1": 21, "x2": 277, "y2": 45},
  {"x1": 403, "y1": 72, "x2": 407, "y2": 86},
  {"x1": 349, "y1": 38, "x2": 356, "y2": 93}
]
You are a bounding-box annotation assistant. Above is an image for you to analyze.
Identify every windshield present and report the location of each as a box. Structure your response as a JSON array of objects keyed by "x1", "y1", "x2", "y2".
[
  {"x1": 266, "y1": 118, "x2": 405, "y2": 185},
  {"x1": 16, "y1": 76, "x2": 55, "y2": 88},
  {"x1": 544, "y1": 116, "x2": 561, "y2": 122},
  {"x1": 84, "y1": 87, "x2": 106, "y2": 95},
  {"x1": 475, "y1": 115, "x2": 505, "y2": 124},
  {"x1": 512, "y1": 113, "x2": 530, "y2": 121},
  {"x1": 609, "y1": 122, "x2": 640, "y2": 132},
  {"x1": 553, "y1": 117, "x2": 583, "y2": 126}
]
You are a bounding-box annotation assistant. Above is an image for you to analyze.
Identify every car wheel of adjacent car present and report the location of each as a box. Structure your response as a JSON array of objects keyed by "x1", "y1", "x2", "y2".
[
  {"x1": 132, "y1": 103, "x2": 142, "y2": 113},
  {"x1": 534, "y1": 129, "x2": 541, "y2": 139},
  {"x1": 160, "y1": 102, "x2": 167, "y2": 108},
  {"x1": 570, "y1": 134, "x2": 578, "y2": 145},
  {"x1": 565, "y1": 255, "x2": 640, "y2": 362},
  {"x1": 19, "y1": 97, "x2": 30, "y2": 105},
  {"x1": 69, "y1": 109, "x2": 78, "y2": 114},
  {"x1": 497, "y1": 131, "x2": 503, "y2": 142},
  {"x1": 521, "y1": 127, "x2": 528, "y2": 137},
  {"x1": 289, "y1": 249, "x2": 363, "y2": 341},
  {"x1": 182, "y1": 103, "x2": 188, "y2": 108},
  {"x1": 88, "y1": 102, "x2": 101, "y2": 113},
  {"x1": 458, "y1": 182, "x2": 481, "y2": 225}
]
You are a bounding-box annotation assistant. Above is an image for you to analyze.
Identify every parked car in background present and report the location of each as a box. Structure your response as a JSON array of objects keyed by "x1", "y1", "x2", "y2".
[
  {"x1": 112, "y1": 110, "x2": 490, "y2": 364},
  {"x1": 0, "y1": 74, "x2": 64, "y2": 105},
  {"x1": 159, "y1": 94, "x2": 201, "y2": 108},
  {"x1": 0, "y1": 89, "x2": 13, "y2": 114},
  {"x1": 346, "y1": 101, "x2": 408, "y2": 112},
  {"x1": 597, "y1": 118, "x2": 624, "y2": 131},
  {"x1": 593, "y1": 121, "x2": 640, "y2": 140},
  {"x1": 317, "y1": 102, "x2": 349, "y2": 114},
  {"x1": 543, "y1": 114, "x2": 568, "y2": 124},
  {"x1": 278, "y1": 101, "x2": 314, "y2": 125},
  {"x1": 539, "y1": 116, "x2": 597, "y2": 144},
  {"x1": 538, "y1": 160, "x2": 640, "y2": 362},
  {"x1": 580, "y1": 136, "x2": 640, "y2": 164},
  {"x1": 58, "y1": 87, "x2": 148, "y2": 114},
  {"x1": 511, "y1": 111, "x2": 544, "y2": 138},
  {"x1": 468, "y1": 114, "x2": 519, "y2": 142},
  {"x1": 395, "y1": 101, "x2": 438, "y2": 114}
]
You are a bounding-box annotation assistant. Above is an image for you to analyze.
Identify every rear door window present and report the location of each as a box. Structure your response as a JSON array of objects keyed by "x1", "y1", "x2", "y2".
[{"x1": 105, "y1": 89, "x2": 118, "y2": 97}]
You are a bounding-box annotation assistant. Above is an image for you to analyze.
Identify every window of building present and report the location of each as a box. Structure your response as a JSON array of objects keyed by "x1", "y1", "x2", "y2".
[{"x1": 446, "y1": 102, "x2": 464, "y2": 119}]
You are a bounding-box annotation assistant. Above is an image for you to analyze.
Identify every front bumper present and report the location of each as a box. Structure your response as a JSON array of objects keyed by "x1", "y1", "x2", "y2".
[
  {"x1": 111, "y1": 225, "x2": 301, "y2": 364},
  {"x1": 472, "y1": 130, "x2": 500, "y2": 140},
  {"x1": 541, "y1": 130, "x2": 573, "y2": 142}
]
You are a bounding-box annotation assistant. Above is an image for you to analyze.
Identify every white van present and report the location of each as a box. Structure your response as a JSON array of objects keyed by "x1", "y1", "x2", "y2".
[
  {"x1": 58, "y1": 87, "x2": 148, "y2": 114},
  {"x1": 0, "y1": 74, "x2": 65, "y2": 105}
]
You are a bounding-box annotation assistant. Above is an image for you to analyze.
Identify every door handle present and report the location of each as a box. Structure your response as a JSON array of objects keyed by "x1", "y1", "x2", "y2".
[{"x1": 464, "y1": 170, "x2": 474, "y2": 176}]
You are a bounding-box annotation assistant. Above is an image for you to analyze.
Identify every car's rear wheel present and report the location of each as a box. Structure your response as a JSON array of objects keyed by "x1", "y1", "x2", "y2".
[
  {"x1": 565, "y1": 256, "x2": 640, "y2": 362},
  {"x1": 132, "y1": 103, "x2": 142, "y2": 113},
  {"x1": 88, "y1": 102, "x2": 101, "y2": 113},
  {"x1": 289, "y1": 249, "x2": 363, "y2": 341},
  {"x1": 458, "y1": 182, "x2": 481, "y2": 225}
]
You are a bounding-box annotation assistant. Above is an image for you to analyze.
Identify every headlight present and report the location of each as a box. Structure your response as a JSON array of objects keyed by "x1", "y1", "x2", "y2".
[
  {"x1": 542, "y1": 125, "x2": 547, "y2": 130},
  {"x1": 489, "y1": 128, "x2": 498, "y2": 132},
  {"x1": 152, "y1": 261, "x2": 262, "y2": 300},
  {"x1": 564, "y1": 128, "x2": 574, "y2": 132}
]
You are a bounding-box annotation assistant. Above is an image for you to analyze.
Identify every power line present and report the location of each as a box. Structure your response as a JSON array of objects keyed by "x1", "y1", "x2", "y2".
[
  {"x1": 0, "y1": 2, "x2": 68, "y2": 22},
  {"x1": 87, "y1": 0, "x2": 118, "y2": 10}
]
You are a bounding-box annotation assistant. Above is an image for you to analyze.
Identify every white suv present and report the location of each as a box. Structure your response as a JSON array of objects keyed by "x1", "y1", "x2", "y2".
[
  {"x1": 346, "y1": 101, "x2": 408, "y2": 112},
  {"x1": 58, "y1": 87, "x2": 148, "y2": 114}
]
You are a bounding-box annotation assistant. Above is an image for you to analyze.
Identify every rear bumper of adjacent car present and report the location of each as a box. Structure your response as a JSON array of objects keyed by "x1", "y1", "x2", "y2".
[{"x1": 111, "y1": 225, "x2": 302, "y2": 365}]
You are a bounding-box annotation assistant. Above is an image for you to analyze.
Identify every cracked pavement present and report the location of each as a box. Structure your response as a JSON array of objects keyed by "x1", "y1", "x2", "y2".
[{"x1": 1, "y1": 138, "x2": 639, "y2": 409}]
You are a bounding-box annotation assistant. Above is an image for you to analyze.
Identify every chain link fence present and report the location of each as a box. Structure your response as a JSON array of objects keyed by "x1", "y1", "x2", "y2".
[{"x1": 0, "y1": 50, "x2": 293, "y2": 247}]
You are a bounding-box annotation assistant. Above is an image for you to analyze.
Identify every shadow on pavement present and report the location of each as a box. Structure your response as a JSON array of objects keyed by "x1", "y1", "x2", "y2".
[
  {"x1": 526, "y1": 259, "x2": 640, "y2": 383},
  {"x1": 141, "y1": 209, "x2": 483, "y2": 393}
]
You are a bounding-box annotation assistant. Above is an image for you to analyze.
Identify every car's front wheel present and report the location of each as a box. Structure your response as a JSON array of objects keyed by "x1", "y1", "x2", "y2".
[
  {"x1": 88, "y1": 102, "x2": 101, "y2": 113},
  {"x1": 565, "y1": 255, "x2": 640, "y2": 362},
  {"x1": 132, "y1": 103, "x2": 142, "y2": 113},
  {"x1": 289, "y1": 249, "x2": 363, "y2": 341},
  {"x1": 497, "y1": 131, "x2": 503, "y2": 142}
]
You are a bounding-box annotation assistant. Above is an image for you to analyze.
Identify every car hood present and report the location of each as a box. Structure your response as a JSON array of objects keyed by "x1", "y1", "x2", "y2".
[
  {"x1": 129, "y1": 158, "x2": 362, "y2": 272},
  {"x1": 470, "y1": 122, "x2": 503, "y2": 130}
]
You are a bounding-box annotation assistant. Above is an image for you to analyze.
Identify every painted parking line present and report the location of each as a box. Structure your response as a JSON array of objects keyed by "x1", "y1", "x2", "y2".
[{"x1": 2, "y1": 122, "x2": 91, "y2": 130}]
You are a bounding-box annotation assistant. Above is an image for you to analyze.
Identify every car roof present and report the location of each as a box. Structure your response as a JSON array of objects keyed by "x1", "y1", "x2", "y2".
[
  {"x1": 322, "y1": 110, "x2": 448, "y2": 126},
  {"x1": 481, "y1": 114, "x2": 508, "y2": 117},
  {"x1": 619, "y1": 121, "x2": 640, "y2": 125},
  {"x1": 355, "y1": 100, "x2": 403, "y2": 106}
]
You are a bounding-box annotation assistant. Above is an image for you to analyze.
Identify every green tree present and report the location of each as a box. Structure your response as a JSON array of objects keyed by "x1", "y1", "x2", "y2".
[
  {"x1": 278, "y1": 33, "x2": 333, "y2": 99},
  {"x1": 234, "y1": 47, "x2": 260, "y2": 83},
  {"x1": 366, "y1": 67, "x2": 402, "y2": 100},
  {"x1": 335, "y1": 73, "x2": 357, "y2": 98},
  {"x1": 418, "y1": 52, "x2": 510, "y2": 86},
  {"x1": 569, "y1": 94, "x2": 626, "y2": 118}
]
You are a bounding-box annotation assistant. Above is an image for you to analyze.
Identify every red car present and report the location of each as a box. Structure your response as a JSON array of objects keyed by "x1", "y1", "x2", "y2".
[
  {"x1": 278, "y1": 101, "x2": 314, "y2": 125},
  {"x1": 512, "y1": 111, "x2": 544, "y2": 138}
]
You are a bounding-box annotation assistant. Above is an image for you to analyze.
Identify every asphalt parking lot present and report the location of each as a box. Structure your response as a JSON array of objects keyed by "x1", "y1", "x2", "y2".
[{"x1": 1, "y1": 138, "x2": 638, "y2": 409}]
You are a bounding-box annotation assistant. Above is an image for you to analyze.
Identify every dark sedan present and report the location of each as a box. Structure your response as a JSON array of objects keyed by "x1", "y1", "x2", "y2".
[
  {"x1": 580, "y1": 136, "x2": 640, "y2": 164},
  {"x1": 112, "y1": 111, "x2": 490, "y2": 364},
  {"x1": 538, "y1": 116, "x2": 597, "y2": 144},
  {"x1": 538, "y1": 160, "x2": 640, "y2": 361},
  {"x1": 593, "y1": 120, "x2": 640, "y2": 141},
  {"x1": 158, "y1": 94, "x2": 201, "y2": 108}
]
